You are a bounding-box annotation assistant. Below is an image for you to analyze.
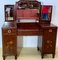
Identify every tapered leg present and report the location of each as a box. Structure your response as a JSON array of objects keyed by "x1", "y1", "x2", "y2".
[
  {"x1": 3, "y1": 56, "x2": 5, "y2": 60},
  {"x1": 37, "y1": 47, "x2": 39, "y2": 51},
  {"x1": 15, "y1": 55, "x2": 17, "y2": 60},
  {"x1": 52, "y1": 54, "x2": 55, "y2": 58},
  {"x1": 41, "y1": 53, "x2": 44, "y2": 59}
]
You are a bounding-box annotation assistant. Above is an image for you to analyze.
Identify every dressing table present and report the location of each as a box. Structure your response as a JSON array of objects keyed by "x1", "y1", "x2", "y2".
[{"x1": 2, "y1": 0, "x2": 57, "y2": 60}]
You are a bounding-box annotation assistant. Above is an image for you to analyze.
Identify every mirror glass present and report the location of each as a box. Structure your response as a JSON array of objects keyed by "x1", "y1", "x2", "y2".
[
  {"x1": 41, "y1": 6, "x2": 52, "y2": 21},
  {"x1": 42, "y1": 13, "x2": 48, "y2": 20},
  {"x1": 5, "y1": 5, "x2": 14, "y2": 21}
]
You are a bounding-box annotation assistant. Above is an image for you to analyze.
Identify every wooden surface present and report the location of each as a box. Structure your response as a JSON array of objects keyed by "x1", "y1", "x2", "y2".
[
  {"x1": 2, "y1": 22, "x2": 57, "y2": 59},
  {"x1": 2, "y1": 22, "x2": 17, "y2": 60},
  {"x1": 2, "y1": 0, "x2": 57, "y2": 60},
  {"x1": 37, "y1": 24, "x2": 57, "y2": 58},
  {"x1": 17, "y1": 23, "x2": 43, "y2": 36}
]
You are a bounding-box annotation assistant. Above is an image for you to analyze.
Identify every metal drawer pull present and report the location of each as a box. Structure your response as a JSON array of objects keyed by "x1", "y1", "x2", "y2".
[
  {"x1": 49, "y1": 29, "x2": 52, "y2": 32},
  {"x1": 8, "y1": 30, "x2": 11, "y2": 33}
]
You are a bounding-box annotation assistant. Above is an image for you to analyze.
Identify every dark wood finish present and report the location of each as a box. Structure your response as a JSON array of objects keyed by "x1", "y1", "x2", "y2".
[
  {"x1": 16, "y1": 0, "x2": 41, "y2": 8},
  {"x1": 2, "y1": 22, "x2": 57, "y2": 59},
  {"x1": 2, "y1": 0, "x2": 57, "y2": 59},
  {"x1": 17, "y1": 29, "x2": 43, "y2": 36},
  {"x1": 17, "y1": 23, "x2": 43, "y2": 36},
  {"x1": 2, "y1": 22, "x2": 17, "y2": 60},
  {"x1": 2, "y1": 23, "x2": 57, "y2": 59},
  {"x1": 14, "y1": 0, "x2": 41, "y2": 20},
  {"x1": 37, "y1": 24, "x2": 57, "y2": 58}
]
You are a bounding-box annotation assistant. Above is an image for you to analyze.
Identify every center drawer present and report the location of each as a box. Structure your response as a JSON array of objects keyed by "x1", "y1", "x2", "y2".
[{"x1": 17, "y1": 30, "x2": 43, "y2": 36}]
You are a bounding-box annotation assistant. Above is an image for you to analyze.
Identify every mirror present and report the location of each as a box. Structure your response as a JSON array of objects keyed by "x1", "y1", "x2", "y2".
[
  {"x1": 42, "y1": 13, "x2": 48, "y2": 20},
  {"x1": 41, "y1": 5, "x2": 52, "y2": 21},
  {"x1": 5, "y1": 5, "x2": 14, "y2": 21}
]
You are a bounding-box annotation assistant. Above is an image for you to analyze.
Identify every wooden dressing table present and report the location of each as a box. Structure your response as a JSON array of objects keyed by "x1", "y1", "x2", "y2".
[{"x1": 2, "y1": 0, "x2": 57, "y2": 60}]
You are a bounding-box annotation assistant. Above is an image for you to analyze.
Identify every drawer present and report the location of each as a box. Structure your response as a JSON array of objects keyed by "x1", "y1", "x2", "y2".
[
  {"x1": 43, "y1": 28, "x2": 57, "y2": 53},
  {"x1": 43, "y1": 44, "x2": 54, "y2": 53},
  {"x1": 3, "y1": 35, "x2": 17, "y2": 55},
  {"x1": 2, "y1": 28, "x2": 16, "y2": 35},
  {"x1": 3, "y1": 35, "x2": 17, "y2": 47},
  {"x1": 43, "y1": 29, "x2": 57, "y2": 41},
  {"x1": 17, "y1": 30, "x2": 43, "y2": 36}
]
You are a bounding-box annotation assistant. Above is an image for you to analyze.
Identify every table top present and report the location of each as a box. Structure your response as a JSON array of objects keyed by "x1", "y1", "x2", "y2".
[
  {"x1": 2, "y1": 22, "x2": 57, "y2": 30},
  {"x1": 17, "y1": 23, "x2": 39, "y2": 30},
  {"x1": 40, "y1": 24, "x2": 57, "y2": 29},
  {"x1": 2, "y1": 22, "x2": 16, "y2": 29}
]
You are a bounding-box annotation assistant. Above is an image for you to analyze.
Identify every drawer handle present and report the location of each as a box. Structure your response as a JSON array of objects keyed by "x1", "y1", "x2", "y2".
[
  {"x1": 6, "y1": 45, "x2": 9, "y2": 48},
  {"x1": 49, "y1": 29, "x2": 52, "y2": 32},
  {"x1": 10, "y1": 47, "x2": 13, "y2": 49},
  {"x1": 9, "y1": 41, "x2": 13, "y2": 45},
  {"x1": 50, "y1": 45, "x2": 52, "y2": 47},
  {"x1": 51, "y1": 41, "x2": 52, "y2": 43},
  {"x1": 8, "y1": 30, "x2": 11, "y2": 33},
  {"x1": 47, "y1": 46, "x2": 49, "y2": 49},
  {"x1": 47, "y1": 40, "x2": 49, "y2": 43}
]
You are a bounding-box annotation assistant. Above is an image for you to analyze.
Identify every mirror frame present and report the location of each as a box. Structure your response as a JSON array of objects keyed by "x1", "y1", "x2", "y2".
[
  {"x1": 4, "y1": 5, "x2": 14, "y2": 21},
  {"x1": 40, "y1": 5, "x2": 52, "y2": 24}
]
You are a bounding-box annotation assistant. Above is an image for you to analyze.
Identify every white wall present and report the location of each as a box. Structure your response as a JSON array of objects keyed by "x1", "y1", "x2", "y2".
[{"x1": 0, "y1": 0, "x2": 58, "y2": 48}]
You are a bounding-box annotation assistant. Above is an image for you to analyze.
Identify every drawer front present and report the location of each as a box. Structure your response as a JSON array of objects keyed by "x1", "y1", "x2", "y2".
[
  {"x1": 3, "y1": 35, "x2": 17, "y2": 55},
  {"x1": 43, "y1": 42, "x2": 54, "y2": 53},
  {"x1": 17, "y1": 30, "x2": 43, "y2": 36},
  {"x1": 2, "y1": 29, "x2": 16, "y2": 35},
  {"x1": 43, "y1": 29, "x2": 57, "y2": 53}
]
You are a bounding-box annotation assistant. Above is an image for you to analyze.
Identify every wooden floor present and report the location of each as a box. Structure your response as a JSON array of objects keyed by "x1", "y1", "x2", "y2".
[{"x1": 0, "y1": 48, "x2": 58, "y2": 60}]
